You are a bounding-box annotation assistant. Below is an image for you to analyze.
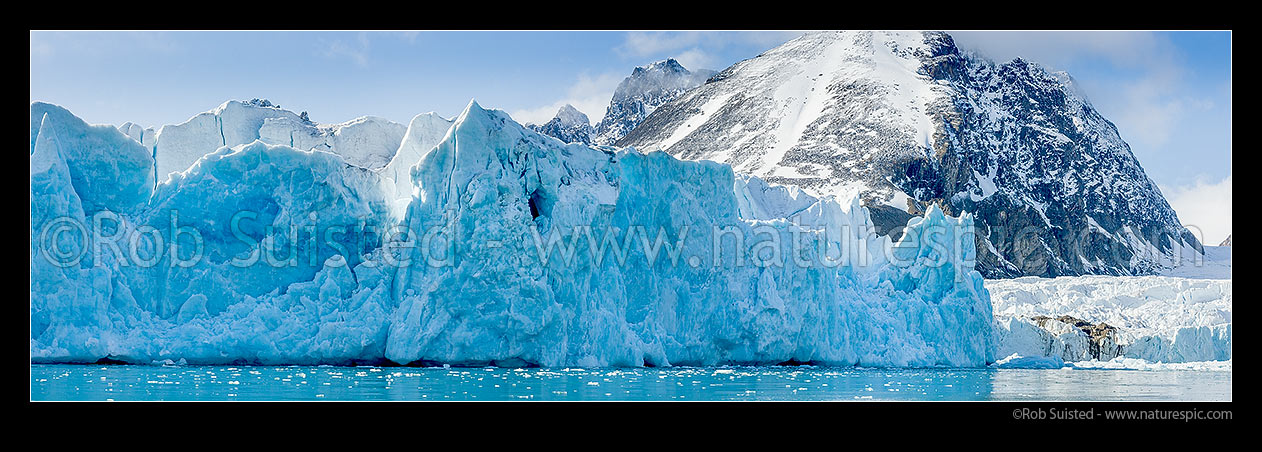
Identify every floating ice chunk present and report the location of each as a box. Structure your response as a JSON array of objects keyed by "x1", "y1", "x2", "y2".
[
  {"x1": 1067, "y1": 357, "x2": 1231, "y2": 371},
  {"x1": 992, "y1": 353, "x2": 1066, "y2": 369}
]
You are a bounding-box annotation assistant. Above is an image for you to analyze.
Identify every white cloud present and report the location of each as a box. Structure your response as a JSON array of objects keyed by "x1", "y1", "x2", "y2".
[
  {"x1": 509, "y1": 71, "x2": 624, "y2": 126},
  {"x1": 395, "y1": 31, "x2": 420, "y2": 44},
  {"x1": 1102, "y1": 74, "x2": 1216, "y2": 150},
  {"x1": 672, "y1": 48, "x2": 718, "y2": 74},
  {"x1": 948, "y1": 32, "x2": 1192, "y2": 149},
  {"x1": 30, "y1": 31, "x2": 182, "y2": 61},
  {"x1": 321, "y1": 32, "x2": 371, "y2": 67},
  {"x1": 1162, "y1": 175, "x2": 1232, "y2": 246},
  {"x1": 616, "y1": 31, "x2": 808, "y2": 71},
  {"x1": 948, "y1": 31, "x2": 1174, "y2": 70},
  {"x1": 952, "y1": 30, "x2": 1227, "y2": 204}
]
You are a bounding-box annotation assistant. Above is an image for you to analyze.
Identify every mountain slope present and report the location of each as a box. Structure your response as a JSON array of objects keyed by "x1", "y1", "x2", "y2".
[
  {"x1": 594, "y1": 59, "x2": 715, "y2": 146},
  {"x1": 619, "y1": 31, "x2": 1201, "y2": 278},
  {"x1": 527, "y1": 104, "x2": 596, "y2": 145}
]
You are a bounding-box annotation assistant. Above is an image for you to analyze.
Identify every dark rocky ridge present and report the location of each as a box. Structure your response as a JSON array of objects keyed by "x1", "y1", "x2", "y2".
[{"x1": 1031, "y1": 315, "x2": 1122, "y2": 361}]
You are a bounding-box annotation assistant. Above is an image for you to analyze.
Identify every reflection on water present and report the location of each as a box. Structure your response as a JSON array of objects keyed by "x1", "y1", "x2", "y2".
[
  {"x1": 989, "y1": 368, "x2": 1231, "y2": 401},
  {"x1": 30, "y1": 365, "x2": 1231, "y2": 401}
]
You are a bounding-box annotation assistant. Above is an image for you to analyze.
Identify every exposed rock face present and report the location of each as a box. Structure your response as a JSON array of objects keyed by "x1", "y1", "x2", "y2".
[
  {"x1": 527, "y1": 104, "x2": 596, "y2": 145},
  {"x1": 618, "y1": 31, "x2": 1201, "y2": 278},
  {"x1": 593, "y1": 59, "x2": 715, "y2": 146},
  {"x1": 1030, "y1": 315, "x2": 1121, "y2": 361}
]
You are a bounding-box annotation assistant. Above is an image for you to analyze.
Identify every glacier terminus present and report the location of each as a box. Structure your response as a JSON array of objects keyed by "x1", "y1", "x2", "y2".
[{"x1": 29, "y1": 31, "x2": 1229, "y2": 377}]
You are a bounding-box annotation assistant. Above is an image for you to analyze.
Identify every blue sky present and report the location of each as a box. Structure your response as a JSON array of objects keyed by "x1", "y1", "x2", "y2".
[{"x1": 29, "y1": 30, "x2": 1232, "y2": 243}]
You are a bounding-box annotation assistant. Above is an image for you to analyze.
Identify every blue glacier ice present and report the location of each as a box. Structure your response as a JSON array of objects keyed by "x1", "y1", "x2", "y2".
[
  {"x1": 30, "y1": 100, "x2": 996, "y2": 367},
  {"x1": 30, "y1": 103, "x2": 155, "y2": 214}
]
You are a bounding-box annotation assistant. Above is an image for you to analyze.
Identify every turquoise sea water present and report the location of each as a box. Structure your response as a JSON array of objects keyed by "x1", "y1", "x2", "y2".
[{"x1": 30, "y1": 364, "x2": 1231, "y2": 401}]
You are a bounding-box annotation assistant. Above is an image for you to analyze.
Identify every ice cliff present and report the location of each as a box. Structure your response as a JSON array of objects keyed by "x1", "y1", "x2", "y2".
[
  {"x1": 151, "y1": 99, "x2": 407, "y2": 182},
  {"x1": 990, "y1": 275, "x2": 1231, "y2": 364},
  {"x1": 386, "y1": 101, "x2": 993, "y2": 367},
  {"x1": 29, "y1": 100, "x2": 996, "y2": 367}
]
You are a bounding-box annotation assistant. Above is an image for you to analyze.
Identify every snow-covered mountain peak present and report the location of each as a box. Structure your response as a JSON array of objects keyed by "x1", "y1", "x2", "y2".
[
  {"x1": 608, "y1": 58, "x2": 715, "y2": 104},
  {"x1": 621, "y1": 30, "x2": 953, "y2": 201},
  {"x1": 593, "y1": 58, "x2": 716, "y2": 146},
  {"x1": 553, "y1": 104, "x2": 590, "y2": 128},
  {"x1": 634, "y1": 58, "x2": 688, "y2": 75},
  {"x1": 619, "y1": 30, "x2": 1200, "y2": 278},
  {"x1": 527, "y1": 103, "x2": 597, "y2": 145}
]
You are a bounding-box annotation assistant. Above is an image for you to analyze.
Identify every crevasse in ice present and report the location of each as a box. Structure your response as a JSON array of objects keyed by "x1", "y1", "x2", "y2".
[{"x1": 30, "y1": 100, "x2": 995, "y2": 367}]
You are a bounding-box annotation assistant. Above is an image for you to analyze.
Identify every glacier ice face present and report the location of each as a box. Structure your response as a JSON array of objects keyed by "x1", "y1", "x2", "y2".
[
  {"x1": 379, "y1": 112, "x2": 455, "y2": 216},
  {"x1": 154, "y1": 100, "x2": 407, "y2": 181},
  {"x1": 257, "y1": 114, "x2": 407, "y2": 170},
  {"x1": 31, "y1": 100, "x2": 996, "y2": 367},
  {"x1": 384, "y1": 101, "x2": 994, "y2": 367},
  {"x1": 154, "y1": 100, "x2": 302, "y2": 181},
  {"x1": 117, "y1": 122, "x2": 157, "y2": 149},
  {"x1": 129, "y1": 140, "x2": 393, "y2": 319},
  {"x1": 31, "y1": 139, "x2": 398, "y2": 365},
  {"x1": 989, "y1": 275, "x2": 1232, "y2": 363},
  {"x1": 30, "y1": 102, "x2": 155, "y2": 215}
]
